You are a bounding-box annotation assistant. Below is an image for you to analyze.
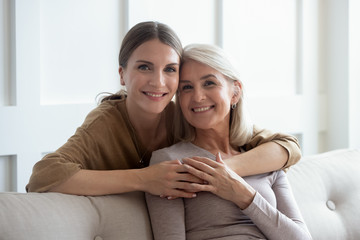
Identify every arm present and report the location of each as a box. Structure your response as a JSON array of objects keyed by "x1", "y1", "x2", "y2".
[
  {"x1": 182, "y1": 155, "x2": 311, "y2": 240},
  {"x1": 145, "y1": 193, "x2": 186, "y2": 240},
  {"x1": 27, "y1": 104, "x2": 199, "y2": 197},
  {"x1": 241, "y1": 172, "x2": 312, "y2": 240},
  {"x1": 145, "y1": 150, "x2": 187, "y2": 240},
  {"x1": 225, "y1": 126, "x2": 301, "y2": 177},
  {"x1": 49, "y1": 160, "x2": 198, "y2": 197}
]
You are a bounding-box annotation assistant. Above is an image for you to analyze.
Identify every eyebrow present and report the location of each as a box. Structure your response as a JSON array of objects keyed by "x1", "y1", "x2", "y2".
[
  {"x1": 180, "y1": 74, "x2": 218, "y2": 83},
  {"x1": 200, "y1": 74, "x2": 217, "y2": 80},
  {"x1": 136, "y1": 60, "x2": 179, "y2": 66},
  {"x1": 179, "y1": 79, "x2": 191, "y2": 83}
]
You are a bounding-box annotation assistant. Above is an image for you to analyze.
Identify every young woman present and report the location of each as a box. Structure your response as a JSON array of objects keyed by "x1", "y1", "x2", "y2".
[
  {"x1": 145, "y1": 44, "x2": 311, "y2": 239},
  {"x1": 27, "y1": 22, "x2": 301, "y2": 199}
]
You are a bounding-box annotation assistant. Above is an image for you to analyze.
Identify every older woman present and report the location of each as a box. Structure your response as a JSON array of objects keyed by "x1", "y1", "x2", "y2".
[{"x1": 146, "y1": 44, "x2": 312, "y2": 240}]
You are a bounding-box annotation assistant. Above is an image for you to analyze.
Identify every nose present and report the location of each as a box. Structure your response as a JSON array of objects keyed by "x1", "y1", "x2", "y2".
[
  {"x1": 192, "y1": 87, "x2": 205, "y2": 102},
  {"x1": 149, "y1": 70, "x2": 166, "y2": 88}
]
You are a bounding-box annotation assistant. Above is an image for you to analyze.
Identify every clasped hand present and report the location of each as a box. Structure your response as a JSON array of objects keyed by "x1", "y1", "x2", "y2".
[
  {"x1": 182, "y1": 153, "x2": 256, "y2": 209},
  {"x1": 143, "y1": 159, "x2": 203, "y2": 199},
  {"x1": 144, "y1": 153, "x2": 255, "y2": 208}
]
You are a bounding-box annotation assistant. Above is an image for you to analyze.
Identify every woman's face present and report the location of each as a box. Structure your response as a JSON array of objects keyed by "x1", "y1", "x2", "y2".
[
  {"x1": 179, "y1": 59, "x2": 238, "y2": 132},
  {"x1": 119, "y1": 39, "x2": 180, "y2": 115}
]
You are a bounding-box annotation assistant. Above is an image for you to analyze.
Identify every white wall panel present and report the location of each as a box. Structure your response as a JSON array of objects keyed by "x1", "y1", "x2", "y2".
[
  {"x1": 39, "y1": 0, "x2": 121, "y2": 105},
  {"x1": 223, "y1": 0, "x2": 297, "y2": 97},
  {"x1": 0, "y1": 0, "x2": 15, "y2": 106},
  {"x1": 128, "y1": 0, "x2": 217, "y2": 46},
  {"x1": 349, "y1": 0, "x2": 360, "y2": 149},
  {"x1": 321, "y1": 0, "x2": 350, "y2": 151},
  {"x1": 0, "y1": 155, "x2": 16, "y2": 192},
  {"x1": 0, "y1": 0, "x2": 126, "y2": 192}
]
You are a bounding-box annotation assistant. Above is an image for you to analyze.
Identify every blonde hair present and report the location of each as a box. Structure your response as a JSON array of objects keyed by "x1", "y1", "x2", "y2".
[{"x1": 174, "y1": 44, "x2": 253, "y2": 146}]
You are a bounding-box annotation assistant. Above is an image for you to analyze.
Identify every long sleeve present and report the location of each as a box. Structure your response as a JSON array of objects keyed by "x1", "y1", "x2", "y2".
[
  {"x1": 242, "y1": 171, "x2": 312, "y2": 240},
  {"x1": 26, "y1": 100, "x2": 141, "y2": 192},
  {"x1": 243, "y1": 125, "x2": 302, "y2": 170},
  {"x1": 145, "y1": 150, "x2": 186, "y2": 240}
]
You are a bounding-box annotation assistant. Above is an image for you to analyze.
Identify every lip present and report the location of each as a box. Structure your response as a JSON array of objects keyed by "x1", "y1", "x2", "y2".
[
  {"x1": 142, "y1": 91, "x2": 168, "y2": 100},
  {"x1": 191, "y1": 105, "x2": 214, "y2": 113}
]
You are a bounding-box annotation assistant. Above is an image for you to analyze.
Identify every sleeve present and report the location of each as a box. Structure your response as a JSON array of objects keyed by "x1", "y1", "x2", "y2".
[
  {"x1": 243, "y1": 125, "x2": 302, "y2": 170},
  {"x1": 26, "y1": 103, "x2": 139, "y2": 192},
  {"x1": 26, "y1": 126, "x2": 97, "y2": 193},
  {"x1": 145, "y1": 150, "x2": 186, "y2": 240},
  {"x1": 242, "y1": 171, "x2": 312, "y2": 240}
]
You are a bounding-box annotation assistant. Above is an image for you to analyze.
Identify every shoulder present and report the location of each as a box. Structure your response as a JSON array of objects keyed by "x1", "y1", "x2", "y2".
[{"x1": 81, "y1": 98, "x2": 128, "y2": 130}]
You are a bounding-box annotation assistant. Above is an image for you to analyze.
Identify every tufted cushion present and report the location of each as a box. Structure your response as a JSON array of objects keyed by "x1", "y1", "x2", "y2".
[
  {"x1": 287, "y1": 149, "x2": 360, "y2": 240},
  {"x1": 0, "y1": 191, "x2": 153, "y2": 240}
]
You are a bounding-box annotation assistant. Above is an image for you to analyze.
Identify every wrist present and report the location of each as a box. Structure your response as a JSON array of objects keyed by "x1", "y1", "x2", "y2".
[
  {"x1": 130, "y1": 168, "x2": 147, "y2": 192},
  {"x1": 234, "y1": 185, "x2": 256, "y2": 210}
]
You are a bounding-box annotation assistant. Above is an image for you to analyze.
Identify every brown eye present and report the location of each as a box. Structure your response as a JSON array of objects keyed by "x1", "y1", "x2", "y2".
[
  {"x1": 180, "y1": 84, "x2": 193, "y2": 91},
  {"x1": 204, "y1": 80, "x2": 216, "y2": 86}
]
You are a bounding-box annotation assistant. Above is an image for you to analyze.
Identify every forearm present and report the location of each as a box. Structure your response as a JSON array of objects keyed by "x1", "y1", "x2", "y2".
[
  {"x1": 145, "y1": 193, "x2": 186, "y2": 239},
  {"x1": 225, "y1": 142, "x2": 288, "y2": 177},
  {"x1": 242, "y1": 192, "x2": 312, "y2": 240},
  {"x1": 50, "y1": 162, "x2": 199, "y2": 198},
  {"x1": 50, "y1": 169, "x2": 143, "y2": 196}
]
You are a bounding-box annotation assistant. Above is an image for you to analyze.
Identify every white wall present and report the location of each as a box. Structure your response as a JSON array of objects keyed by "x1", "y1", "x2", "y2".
[
  {"x1": 349, "y1": 0, "x2": 360, "y2": 149},
  {"x1": 0, "y1": 0, "x2": 359, "y2": 192}
]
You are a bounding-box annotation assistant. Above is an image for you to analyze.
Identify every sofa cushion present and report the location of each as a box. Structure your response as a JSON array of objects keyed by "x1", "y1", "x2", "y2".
[
  {"x1": 0, "y1": 191, "x2": 153, "y2": 240},
  {"x1": 287, "y1": 149, "x2": 360, "y2": 240}
]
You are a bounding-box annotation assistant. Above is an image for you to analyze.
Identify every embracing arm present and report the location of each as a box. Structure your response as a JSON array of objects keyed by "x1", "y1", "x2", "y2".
[
  {"x1": 49, "y1": 162, "x2": 197, "y2": 197},
  {"x1": 27, "y1": 129, "x2": 198, "y2": 197},
  {"x1": 26, "y1": 103, "x2": 198, "y2": 197},
  {"x1": 225, "y1": 126, "x2": 301, "y2": 177}
]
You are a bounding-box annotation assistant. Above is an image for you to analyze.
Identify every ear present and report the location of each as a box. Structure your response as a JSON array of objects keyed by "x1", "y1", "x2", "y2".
[
  {"x1": 119, "y1": 66, "x2": 126, "y2": 86},
  {"x1": 231, "y1": 81, "x2": 242, "y2": 105}
]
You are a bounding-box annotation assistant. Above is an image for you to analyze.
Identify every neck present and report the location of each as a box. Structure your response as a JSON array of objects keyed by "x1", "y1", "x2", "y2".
[
  {"x1": 193, "y1": 128, "x2": 239, "y2": 158},
  {"x1": 125, "y1": 100, "x2": 166, "y2": 151}
]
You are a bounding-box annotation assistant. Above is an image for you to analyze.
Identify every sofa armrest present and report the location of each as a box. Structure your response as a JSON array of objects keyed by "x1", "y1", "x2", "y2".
[
  {"x1": 287, "y1": 149, "x2": 360, "y2": 240},
  {"x1": 0, "y1": 191, "x2": 153, "y2": 240}
]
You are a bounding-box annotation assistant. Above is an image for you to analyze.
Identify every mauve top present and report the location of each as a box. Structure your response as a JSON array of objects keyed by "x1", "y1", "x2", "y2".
[{"x1": 146, "y1": 142, "x2": 312, "y2": 240}]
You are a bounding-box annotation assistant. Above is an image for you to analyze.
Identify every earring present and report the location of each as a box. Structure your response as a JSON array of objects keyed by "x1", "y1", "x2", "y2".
[{"x1": 231, "y1": 103, "x2": 237, "y2": 110}]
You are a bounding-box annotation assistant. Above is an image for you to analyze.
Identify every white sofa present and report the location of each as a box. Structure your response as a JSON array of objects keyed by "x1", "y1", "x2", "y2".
[{"x1": 1, "y1": 148, "x2": 359, "y2": 240}]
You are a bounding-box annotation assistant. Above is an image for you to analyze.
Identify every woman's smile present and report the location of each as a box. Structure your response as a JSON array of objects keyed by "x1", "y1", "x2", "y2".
[
  {"x1": 192, "y1": 105, "x2": 215, "y2": 113},
  {"x1": 143, "y1": 91, "x2": 168, "y2": 100}
]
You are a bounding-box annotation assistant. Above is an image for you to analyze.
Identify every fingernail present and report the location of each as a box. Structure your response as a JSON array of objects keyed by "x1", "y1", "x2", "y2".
[{"x1": 192, "y1": 194, "x2": 197, "y2": 198}]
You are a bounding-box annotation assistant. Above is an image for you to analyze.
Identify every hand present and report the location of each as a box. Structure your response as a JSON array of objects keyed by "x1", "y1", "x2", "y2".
[
  {"x1": 182, "y1": 153, "x2": 256, "y2": 209},
  {"x1": 139, "y1": 159, "x2": 203, "y2": 199}
]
